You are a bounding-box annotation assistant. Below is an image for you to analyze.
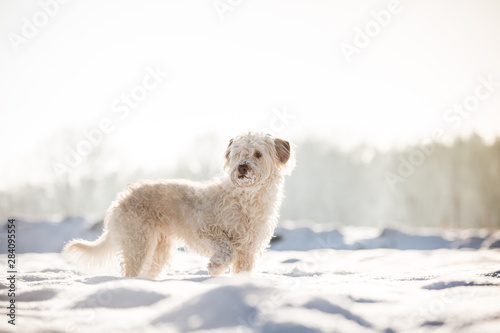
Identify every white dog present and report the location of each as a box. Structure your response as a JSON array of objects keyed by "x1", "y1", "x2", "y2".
[{"x1": 63, "y1": 132, "x2": 295, "y2": 278}]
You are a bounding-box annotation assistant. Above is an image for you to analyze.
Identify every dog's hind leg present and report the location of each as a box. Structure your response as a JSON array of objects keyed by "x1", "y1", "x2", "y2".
[
  {"x1": 119, "y1": 223, "x2": 156, "y2": 278},
  {"x1": 147, "y1": 232, "x2": 172, "y2": 278}
]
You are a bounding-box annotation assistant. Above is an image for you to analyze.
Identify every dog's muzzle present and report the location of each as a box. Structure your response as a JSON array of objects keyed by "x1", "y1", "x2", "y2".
[
  {"x1": 232, "y1": 162, "x2": 255, "y2": 187},
  {"x1": 238, "y1": 163, "x2": 249, "y2": 179}
]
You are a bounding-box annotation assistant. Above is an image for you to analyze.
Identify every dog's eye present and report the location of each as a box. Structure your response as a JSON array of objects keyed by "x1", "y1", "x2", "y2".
[{"x1": 254, "y1": 151, "x2": 262, "y2": 158}]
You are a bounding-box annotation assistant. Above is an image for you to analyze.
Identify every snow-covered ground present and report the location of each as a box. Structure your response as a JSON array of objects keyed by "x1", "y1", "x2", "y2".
[{"x1": 1, "y1": 219, "x2": 500, "y2": 333}]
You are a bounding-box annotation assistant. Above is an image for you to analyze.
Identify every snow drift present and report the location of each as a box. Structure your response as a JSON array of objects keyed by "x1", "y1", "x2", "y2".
[{"x1": 0, "y1": 219, "x2": 499, "y2": 333}]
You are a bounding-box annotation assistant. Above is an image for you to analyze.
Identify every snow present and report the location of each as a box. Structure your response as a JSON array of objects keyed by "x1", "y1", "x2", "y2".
[{"x1": 1, "y1": 220, "x2": 500, "y2": 332}]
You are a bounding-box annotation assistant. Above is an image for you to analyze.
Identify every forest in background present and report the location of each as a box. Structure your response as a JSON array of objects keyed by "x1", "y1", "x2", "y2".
[{"x1": 2, "y1": 133, "x2": 499, "y2": 228}]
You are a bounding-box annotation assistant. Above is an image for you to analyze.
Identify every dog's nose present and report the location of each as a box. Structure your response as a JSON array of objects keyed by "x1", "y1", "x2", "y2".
[{"x1": 238, "y1": 164, "x2": 248, "y2": 175}]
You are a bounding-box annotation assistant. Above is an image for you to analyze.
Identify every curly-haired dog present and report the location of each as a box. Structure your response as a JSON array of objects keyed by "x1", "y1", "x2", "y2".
[{"x1": 63, "y1": 132, "x2": 295, "y2": 278}]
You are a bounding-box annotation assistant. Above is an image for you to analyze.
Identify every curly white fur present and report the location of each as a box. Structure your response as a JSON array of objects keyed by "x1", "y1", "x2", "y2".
[{"x1": 63, "y1": 132, "x2": 295, "y2": 278}]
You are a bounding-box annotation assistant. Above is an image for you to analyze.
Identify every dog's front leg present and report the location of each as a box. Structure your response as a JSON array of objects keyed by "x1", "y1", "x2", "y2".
[
  {"x1": 207, "y1": 238, "x2": 235, "y2": 276},
  {"x1": 233, "y1": 248, "x2": 257, "y2": 274}
]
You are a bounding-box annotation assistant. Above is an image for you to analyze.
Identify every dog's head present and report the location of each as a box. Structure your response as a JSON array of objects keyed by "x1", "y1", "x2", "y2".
[{"x1": 224, "y1": 132, "x2": 295, "y2": 188}]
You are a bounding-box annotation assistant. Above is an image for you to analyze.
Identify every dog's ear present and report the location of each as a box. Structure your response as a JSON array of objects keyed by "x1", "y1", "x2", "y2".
[
  {"x1": 274, "y1": 138, "x2": 295, "y2": 175},
  {"x1": 275, "y1": 138, "x2": 290, "y2": 164},
  {"x1": 224, "y1": 138, "x2": 233, "y2": 169},
  {"x1": 225, "y1": 139, "x2": 233, "y2": 160}
]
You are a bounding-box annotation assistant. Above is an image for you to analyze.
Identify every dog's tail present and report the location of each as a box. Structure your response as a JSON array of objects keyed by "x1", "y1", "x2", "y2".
[{"x1": 62, "y1": 230, "x2": 114, "y2": 273}]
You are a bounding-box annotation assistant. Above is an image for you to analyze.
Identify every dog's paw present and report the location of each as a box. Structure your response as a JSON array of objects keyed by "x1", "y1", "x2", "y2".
[
  {"x1": 207, "y1": 262, "x2": 226, "y2": 276},
  {"x1": 233, "y1": 266, "x2": 253, "y2": 275},
  {"x1": 233, "y1": 259, "x2": 254, "y2": 274}
]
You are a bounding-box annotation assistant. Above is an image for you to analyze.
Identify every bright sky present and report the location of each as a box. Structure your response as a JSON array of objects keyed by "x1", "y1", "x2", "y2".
[{"x1": 1, "y1": 0, "x2": 500, "y2": 188}]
